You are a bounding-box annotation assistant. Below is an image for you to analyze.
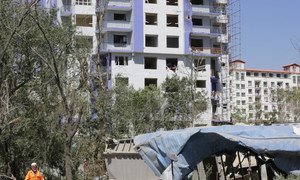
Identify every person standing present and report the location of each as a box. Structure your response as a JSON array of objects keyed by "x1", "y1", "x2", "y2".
[{"x1": 24, "y1": 162, "x2": 44, "y2": 180}]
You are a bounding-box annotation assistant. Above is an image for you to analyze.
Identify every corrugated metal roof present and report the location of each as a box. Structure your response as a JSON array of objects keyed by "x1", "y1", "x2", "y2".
[{"x1": 104, "y1": 139, "x2": 137, "y2": 155}]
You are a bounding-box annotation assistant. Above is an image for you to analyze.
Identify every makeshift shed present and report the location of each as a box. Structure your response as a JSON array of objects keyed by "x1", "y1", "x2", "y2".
[
  {"x1": 134, "y1": 124, "x2": 300, "y2": 180},
  {"x1": 104, "y1": 139, "x2": 157, "y2": 180}
]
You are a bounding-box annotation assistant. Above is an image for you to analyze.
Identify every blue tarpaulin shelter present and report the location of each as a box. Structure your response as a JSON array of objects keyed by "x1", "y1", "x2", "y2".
[{"x1": 134, "y1": 125, "x2": 300, "y2": 179}]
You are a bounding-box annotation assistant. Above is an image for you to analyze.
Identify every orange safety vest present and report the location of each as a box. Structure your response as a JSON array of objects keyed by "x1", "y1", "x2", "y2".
[{"x1": 24, "y1": 170, "x2": 44, "y2": 180}]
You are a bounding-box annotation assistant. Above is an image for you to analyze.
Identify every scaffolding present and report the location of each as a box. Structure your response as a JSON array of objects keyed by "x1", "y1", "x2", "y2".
[{"x1": 227, "y1": 0, "x2": 241, "y2": 62}]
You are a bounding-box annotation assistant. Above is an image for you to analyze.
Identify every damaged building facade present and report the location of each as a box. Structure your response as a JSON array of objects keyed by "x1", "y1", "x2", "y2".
[{"x1": 41, "y1": 0, "x2": 231, "y2": 125}]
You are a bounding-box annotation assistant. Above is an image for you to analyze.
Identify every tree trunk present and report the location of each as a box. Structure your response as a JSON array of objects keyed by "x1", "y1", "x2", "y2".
[{"x1": 65, "y1": 139, "x2": 73, "y2": 180}]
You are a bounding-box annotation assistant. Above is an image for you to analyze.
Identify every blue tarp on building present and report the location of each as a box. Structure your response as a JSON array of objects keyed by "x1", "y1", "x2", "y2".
[{"x1": 134, "y1": 125, "x2": 300, "y2": 179}]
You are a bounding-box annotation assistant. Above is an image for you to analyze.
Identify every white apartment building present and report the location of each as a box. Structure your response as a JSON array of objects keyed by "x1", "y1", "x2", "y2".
[
  {"x1": 42, "y1": 0, "x2": 231, "y2": 125},
  {"x1": 230, "y1": 60, "x2": 300, "y2": 122}
]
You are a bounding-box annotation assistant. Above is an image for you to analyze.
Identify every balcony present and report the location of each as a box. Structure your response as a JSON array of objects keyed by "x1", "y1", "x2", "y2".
[
  {"x1": 192, "y1": 6, "x2": 224, "y2": 17},
  {"x1": 191, "y1": 26, "x2": 220, "y2": 38},
  {"x1": 216, "y1": 15, "x2": 228, "y2": 24},
  {"x1": 217, "y1": 34, "x2": 228, "y2": 43},
  {"x1": 100, "y1": 42, "x2": 132, "y2": 53},
  {"x1": 60, "y1": 5, "x2": 73, "y2": 16},
  {"x1": 99, "y1": 21, "x2": 132, "y2": 33},
  {"x1": 97, "y1": 0, "x2": 132, "y2": 12},
  {"x1": 190, "y1": 47, "x2": 225, "y2": 55},
  {"x1": 214, "y1": 0, "x2": 228, "y2": 4}
]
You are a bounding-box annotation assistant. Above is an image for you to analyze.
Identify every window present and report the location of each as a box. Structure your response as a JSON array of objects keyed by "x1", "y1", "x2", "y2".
[
  {"x1": 115, "y1": 56, "x2": 128, "y2": 66},
  {"x1": 284, "y1": 74, "x2": 288, "y2": 78},
  {"x1": 246, "y1": 72, "x2": 251, "y2": 76},
  {"x1": 235, "y1": 72, "x2": 240, "y2": 80},
  {"x1": 242, "y1": 100, "x2": 246, "y2": 105},
  {"x1": 249, "y1": 105, "x2": 253, "y2": 110},
  {"x1": 286, "y1": 83, "x2": 290, "y2": 88},
  {"x1": 264, "y1": 106, "x2": 268, "y2": 111},
  {"x1": 196, "y1": 80, "x2": 206, "y2": 88},
  {"x1": 145, "y1": 13, "x2": 157, "y2": 25},
  {"x1": 248, "y1": 81, "x2": 252, "y2": 87},
  {"x1": 241, "y1": 92, "x2": 246, "y2": 97},
  {"x1": 241, "y1": 73, "x2": 245, "y2": 81},
  {"x1": 192, "y1": 17, "x2": 203, "y2": 26},
  {"x1": 76, "y1": 0, "x2": 91, "y2": 5},
  {"x1": 297, "y1": 76, "x2": 300, "y2": 84},
  {"x1": 276, "y1": 73, "x2": 281, "y2": 78},
  {"x1": 114, "y1": 13, "x2": 126, "y2": 21},
  {"x1": 248, "y1": 89, "x2": 253, "y2": 94},
  {"x1": 166, "y1": 58, "x2": 178, "y2": 71},
  {"x1": 194, "y1": 59, "x2": 205, "y2": 71},
  {"x1": 261, "y1": 73, "x2": 266, "y2": 77},
  {"x1": 264, "y1": 97, "x2": 268, "y2": 102},
  {"x1": 236, "y1": 84, "x2": 240, "y2": 89},
  {"x1": 145, "y1": 0, "x2": 157, "y2": 3},
  {"x1": 254, "y1": 72, "x2": 259, "y2": 77},
  {"x1": 190, "y1": 0, "x2": 203, "y2": 5},
  {"x1": 293, "y1": 76, "x2": 296, "y2": 83},
  {"x1": 249, "y1": 113, "x2": 253, "y2": 119},
  {"x1": 166, "y1": 0, "x2": 178, "y2": 6},
  {"x1": 241, "y1": 84, "x2": 245, "y2": 89},
  {"x1": 190, "y1": 38, "x2": 203, "y2": 51},
  {"x1": 236, "y1": 100, "x2": 240, "y2": 105},
  {"x1": 249, "y1": 97, "x2": 253, "y2": 102},
  {"x1": 271, "y1": 82, "x2": 275, "y2": 87},
  {"x1": 167, "y1": 15, "x2": 178, "y2": 27},
  {"x1": 115, "y1": 77, "x2": 129, "y2": 86},
  {"x1": 269, "y1": 73, "x2": 274, "y2": 77},
  {"x1": 145, "y1": 78, "x2": 157, "y2": 87},
  {"x1": 145, "y1": 35, "x2": 158, "y2": 47},
  {"x1": 144, "y1": 57, "x2": 157, "y2": 69},
  {"x1": 236, "y1": 92, "x2": 240, "y2": 97},
  {"x1": 76, "y1": 15, "x2": 92, "y2": 27},
  {"x1": 263, "y1": 82, "x2": 268, "y2": 87},
  {"x1": 264, "y1": 89, "x2": 268, "y2": 95},
  {"x1": 114, "y1": 35, "x2": 127, "y2": 47},
  {"x1": 167, "y1": 36, "x2": 179, "y2": 48}
]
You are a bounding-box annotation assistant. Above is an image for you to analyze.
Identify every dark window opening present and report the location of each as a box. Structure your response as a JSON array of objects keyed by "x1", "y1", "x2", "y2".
[
  {"x1": 145, "y1": 35, "x2": 158, "y2": 47},
  {"x1": 269, "y1": 73, "x2": 273, "y2": 77},
  {"x1": 114, "y1": 13, "x2": 126, "y2": 21},
  {"x1": 190, "y1": 38, "x2": 203, "y2": 51},
  {"x1": 115, "y1": 56, "x2": 128, "y2": 66},
  {"x1": 167, "y1": 36, "x2": 179, "y2": 48},
  {"x1": 114, "y1": 35, "x2": 127, "y2": 47},
  {"x1": 166, "y1": 58, "x2": 178, "y2": 72},
  {"x1": 194, "y1": 59, "x2": 206, "y2": 71},
  {"x1": 145, "y1": 13, "x2": 157, "y2": 25},
  {"x1": 145, "y1": 78, "x2": 157, "y2": 87},
  {"x1": 167, "y1": 15, "x2": 178, "y2": 27},
  {"x1": 144, "y1": 57, "x2": 157, "y2": 69},
  {"x1": 76, "y1": 14, "x2": 92, "y2": 27},
  {"x1": 212, "y1": 44, "x2": 221, "y2": 54},
  {"x1": 166, "y1": 0, "x2": 178, "y2": 6},
  {"x1": 190, "y1": 0, "x2": 204, "y2": 5},
  {"x1": 192, "y1": 18, "x2": 203, "y2": 26},
  {"x1": 276, "y1": 73, "x2": 281, "y2": 78},
  {"x1": 196, "y1": 80, "x2": 206, "y2": 88},
  {"x1": 145, "y1": 0, "x2": 157, "y2": 4}
]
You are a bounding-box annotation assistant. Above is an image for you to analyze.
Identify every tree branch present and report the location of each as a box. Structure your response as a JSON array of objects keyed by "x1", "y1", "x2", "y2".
[
  {"x1": 0, "y1": 0, "x2": 41, "y2": 63},
  {"x1": 30, "y1": 8, "x2": 69, "y2": 113}
]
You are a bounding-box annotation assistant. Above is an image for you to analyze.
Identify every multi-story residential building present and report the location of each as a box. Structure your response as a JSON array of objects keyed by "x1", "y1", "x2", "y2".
[
  {"x1": 230, "y1": 60, "x2": 300, "y2": 122},
  {"x1": 42, "y1": 0, "x2": 231, "y2": 126}
]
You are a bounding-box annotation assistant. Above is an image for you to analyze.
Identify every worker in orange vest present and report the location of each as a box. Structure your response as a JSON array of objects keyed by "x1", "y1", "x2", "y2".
[{"x1": 24, "y1": 162, "x2": 44, "y2": 180}]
